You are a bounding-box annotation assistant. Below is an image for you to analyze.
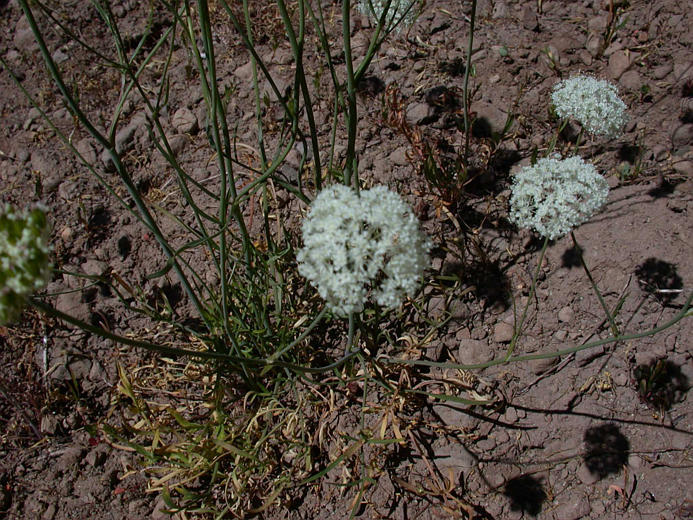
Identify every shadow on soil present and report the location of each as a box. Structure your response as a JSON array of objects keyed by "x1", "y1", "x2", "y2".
[
  {"x1": 503, "y1": 474, "x2": 547, "y2": 516},
  {"x1": 632, "y1": 357, "x2": 690, "y2": 412},
  {"x1": 634, "y1": 257, "x2": 684, "y2": 304},
  {"x1": 583, "y1": 423, "x2": 630, "y2": 479},
  {"x1": 561, "y1": 243, "x2": 583, "y2": 268}
]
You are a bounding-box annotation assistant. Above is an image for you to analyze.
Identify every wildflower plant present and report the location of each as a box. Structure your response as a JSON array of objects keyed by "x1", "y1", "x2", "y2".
[
  {"x1": 0, "y1": 205, "x2": 51, "y2": 325},
  {"x1": 3, "y1": 0, "x2": 692, "y2": 517},
  {"x1": 551, "y1": 75, "x2": 628, "y2": 138},
  {"x1": 297, "y1": 185, "x2": 430, "y2": 316},
  {"x1": 509, "y1": 155, "x2": 609, "y2": 240}
]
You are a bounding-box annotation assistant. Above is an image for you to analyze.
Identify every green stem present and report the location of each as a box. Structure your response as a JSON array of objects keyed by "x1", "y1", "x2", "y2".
[
  {"x1": 243, "y1": 0, "x2": 269, "y2": 170},
  {"x1": 571, "y1": 231, "x2": 620, "y2": 336},
  {"x1": 506, "y1": 236, "x2": 549, "y2": 360},
  {"x1": 18, "y1": 0, "x2": 211, "y2": 331},
  {"x1": 462, "y1": 0, "x2": 477, "y2": 169},
  {"x1": 267, "y1": 308, "x2": 329, "y2": 361},
  {"x1": 276, "y1": 0, "x2": 322, "y2": 191},
  {"x1": 347, "y1": 312, "x2": 356, "y2": 355},
  {"x1": 342, "y1": 0, "x2": 359, "y2": 190},
  {"x1": 573, "y1": 126, "x2": 584, "y2": 155},
  {"x1": 386, "y1": 290, "x2": 692, "y2": 372},
  {"x1": 547, "y1": 118, "x2": 569, "y2": 156},
  {"x1": 31, "y1": 299, "x2": 358, "y2": 374}
]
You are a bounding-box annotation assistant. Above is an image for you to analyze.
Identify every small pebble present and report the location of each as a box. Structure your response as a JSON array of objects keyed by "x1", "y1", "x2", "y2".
[{"x1": 493, "y1": 321, "x2": 515, "y2": 343}]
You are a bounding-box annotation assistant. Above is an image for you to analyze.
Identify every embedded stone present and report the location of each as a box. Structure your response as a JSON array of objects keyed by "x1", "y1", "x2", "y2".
[
  {"x1": 608, "y1": 50, "x2": 631, "y2": 79},
  {"x1": 171, "y1": 107, "x2": 198, "y2": 134}
]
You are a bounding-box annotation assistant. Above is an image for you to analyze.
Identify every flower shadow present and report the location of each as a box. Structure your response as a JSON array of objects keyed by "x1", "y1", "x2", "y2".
[
  {"x1": 583, "y1": 423, "x2": 630, "y2": 479},
  {"x1": 634, "y1": 257, "x2": 683, "y2": 305},
  {"x1": 503, "y1": 474, "x2": 547, "y2": 516}
]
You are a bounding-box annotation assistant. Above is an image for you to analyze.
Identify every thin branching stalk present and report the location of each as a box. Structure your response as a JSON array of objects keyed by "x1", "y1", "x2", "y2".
[
  {"x1": 18, "y1": 0, "x2": 212, "y2": 330},
  {"x1": 31, "y1": 299, "x2": 359, "y2": 374},
  {"x1": 506, "y1": 236, "x2": 549, "y2": 360},
  {"x1": 387, "y1": 290, "x2": 693, "y2": 372},
  {"x1": 243, "y1": 0, "x2": 269, "y2": 170},
  {"x1": 276, "y1": 0, "x2": 323, "y2": 191},
  {"x1": 342, "y1": 0, "x2": 359, "y2": 189},
  {"x1": 571, "y1": 231, "x2": 620, "y2": 336},
  {"x1": 462, "y1": 0, "x2": 477, "y2": 168}
]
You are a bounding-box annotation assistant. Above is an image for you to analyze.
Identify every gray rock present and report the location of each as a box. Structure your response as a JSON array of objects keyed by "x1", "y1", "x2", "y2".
[
  {"x1": 529, "y1": 356, "x2": 559, "y2": 375},
  {"x1": 40, "y1": 414, "x2": 60, "y2": 435},
  {"x1": 31, "y1": 151, "x2": 56, "y2": 176},
  {"x1": 576, "y1": 344, "x2": 606, "y2": 366},
  {"x1": 388, "y1": 146, "x2": 409, "y2": 166},
  {"x1": 554, "y1": 329, "x2": 568, "y2": 342},
  {"x1": 520, "y1": 6, "x2": 538, "y2": 31},
  {"x1": 585, "y1": 33, "x2": 602, "y2": 57},
  {"x1": 85, "y1": 445, "x2": 109, "y2": 467},
  {"x1": 652, "y1": 63, "x2": 673, "y2": 80},
  {"x1": 261, "y1": 76, "x2": 291, "y2": 103},
  {"x1": 23, "y1": 108, "x2": 41, "y2": 130},
  {"x1": 57, "y1": 179, "x2": 80, "y2": 201},
  {"x1": 673, "y1": 61, "x2": 693, "y2": 82},
  {"x1": 168, "y1": 134, "x2": 188, "y2": 157},
  {"x1": 55, "y1": 446, "x2": 85, "y2": 472},
  {"x1": 457, "y1": 338, "x2": 491, "y2": 367},
  {"x1": 55, "y1": 292, "x2": 90, "y2": 324},
  {"x1": 588, "y1": 14, "x2": 609, "y2": 33},
  {"x1": 672, "y1": 124, "x2": 693, "y2": 148},
  {"x1": 619, "y1": 69, "x2": 641, "y2": 90},
  {"x1": 433, "y1": 439, "x2": 477, "y2": 469},
  {"x1": 100, "y1": 149, "x2": 116, "y2": 172},
  {"x1": 14, "y1": 25, "x2": 39, "y2": 53},
  {"x1": 115, "y1": 123, "x2": 136, "y2": 154},
  {"x1": 503, "y1": 407, "x2": 518, "y2": 423},
  {"x1": 82, "y1": 259, "x2": 108, "y2": 277},
  {"x1": 51, "y1": 49, "x2": 69, "y2": 64},
  {"x1": 406, "y1": 102, "x2": 434, "y2": 126},
  {"x1": 16, "y1": 149, "x2": 30, "y2": 163},
  {"x1": 470, "y1": 100, "x2": 513, "y2": 138},
  {"x1": 553, "y1": 495, "x2": 591, "y2": 520},
  {"x1": 608, "y1": 50, "x2": 631, "y2": 79},
  {"x1": 558, "y1": 306, "x2": 574, "y2": 323},
  {"x1": 75, "y1": 138, "x2": 97, "y2": 165},
  {"x1": 493, "y1": 321, "x2": 514, "y2": 343},
  {"x1": 492, "y1": 1, "x2": 508, "y2": 19},
  {"x1": 171, "y1": 107, "x2": 198, "y2": 134},
  {"x1": 576, "y1": 461, "x2": 599, "y2": 484},
  {"x1": 672, "y1": 160, "x2": 693, "y2": 177}
]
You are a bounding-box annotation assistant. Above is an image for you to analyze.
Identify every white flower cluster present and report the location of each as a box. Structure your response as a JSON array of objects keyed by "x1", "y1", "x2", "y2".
[
  {"x1": 0, "y1": 205, "x2": 51, "y2": 324},
  {"x1": 509, "y1": 156, "x2": 609, "y2": 240},
  {"x1": 297, "y1": 184, "x2": 430, "y2": 316},
  {"x1": 357, "y1": 0, "x2": 420, "y2": 31},
  {"x1": 551, "y1": 75, "x2": 628, "y2": 138}
]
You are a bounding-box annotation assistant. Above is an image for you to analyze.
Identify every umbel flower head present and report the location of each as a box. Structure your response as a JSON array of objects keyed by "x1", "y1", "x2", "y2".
[
  {"x1": 357, "y1": 0, "x2": 420, "y2": 31},
  {"x1": 297, "y1": 184, "x2": 430, "y2": 316},
  {"x1": 509, "y1": 156, "x2": 609, "y2": 240},
  {"x1": 551, "y1": 75, "x2": 628, "y2": 138},
  {"x1": 0, "y1": 204, "x2": 52, "y2": 324}
]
